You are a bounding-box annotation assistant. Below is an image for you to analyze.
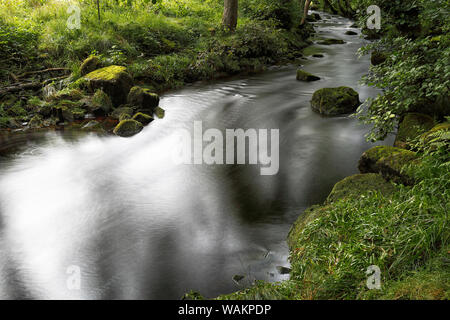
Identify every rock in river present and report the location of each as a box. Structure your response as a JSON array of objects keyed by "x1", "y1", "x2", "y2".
[
  {"x1": 113, "y1": 119, "x2": 143, "y2": 137},
  {"x1": 84, "y1": 65, "x2": 133, "y2": 107},
  {"x1": 296, "y1": 69, "x2": 320, "y2": 81},
  {"x1": 127, "y1": 86, "x2": 160, "y2": 111},
  {"x1": 311, "y1": 86, "x2": 360, "y2": 116}
]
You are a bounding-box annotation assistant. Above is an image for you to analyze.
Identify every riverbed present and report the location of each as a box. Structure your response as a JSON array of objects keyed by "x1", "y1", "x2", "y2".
[{"x1": 0, "y1": 12, "x2": 393, "y2": 299}]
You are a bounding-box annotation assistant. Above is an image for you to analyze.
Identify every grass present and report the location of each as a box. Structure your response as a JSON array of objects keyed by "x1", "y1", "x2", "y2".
[
  {"x1": 0, "y1": 0, "x2": 309, "y2": 91},
  {"x1": 218, "y1": 147, "x2": 449, "y2": 300}
]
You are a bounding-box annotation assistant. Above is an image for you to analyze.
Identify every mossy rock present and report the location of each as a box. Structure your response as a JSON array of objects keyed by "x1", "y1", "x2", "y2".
[
  {"x1": 113, "y1": 119, "x2": 143, "y2": 137},
  {"x1": 51, "y1": 88, "x2": 84, "y2": 102},
  {"x1": 327, "y1": 173, "x2": 396, "y2": 203},
  {"x1": 127, "y1": 86, "x2": 159, "y2": 111},
  {"x1": 119, "y1": 113, "x2": 131, "y2": 121},
  {"x1": 394, "y1": 113, "x2": 435, "y2": 149},
  {"x1": 371, "y1": 51, "x2": 388, "y2": 66},
  {"x1": 345, "y1": 30, "x2": 358, "y2": 35},
  {"x1": 132, "y1": 112, "x2": 153, "y2": 125},
  {"x1": 84, "y1": 65, "x2": 133, "y2": 107},
  {"x1": 110, "y1": 106, "x2": 134, "y2": 120},
  {"x1": 91, "y1": 89, "x2": 113, "y2": 116},
  {"x1": 317, "y1": 38, "x2": 345, "y2": 45},
  {"x1": 80, "y1": 56, "x2": 101, "y2": 76},
  {"x1": 296, "y1": 69, "x2": 320, "y2": 82},
  {"x1": 358, "y1": 146, "x2": 418, "y2": 185},
  {"x1": 311, "y1": 86, "x2": 360, "y2": 116},
  {"x1": 154, "y1": 106, "x2": 165, "y2": 119}
]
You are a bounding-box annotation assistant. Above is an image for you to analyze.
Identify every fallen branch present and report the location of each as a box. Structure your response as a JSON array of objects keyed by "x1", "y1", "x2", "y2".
[
  {"x1": 0, "y1": 75, "x2": 71, "y2": 96},
  {"x1": 18, "y1": 68, "x2": 70, "y2": 79},
  {"x1": 0, "y1": 82, "x2": 41, "y2": 96}
]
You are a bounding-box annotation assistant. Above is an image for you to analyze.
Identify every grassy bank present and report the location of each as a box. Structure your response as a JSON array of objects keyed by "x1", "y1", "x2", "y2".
[
  {"x1": 215, "y1": 125, "x2": 449, "y2": 300},
  {"x1": 0, "y1": 0, "x2": 313, "y2": 131},
  {"x1": 0, "y1": 0, "x2": 310, "y2": 91}
]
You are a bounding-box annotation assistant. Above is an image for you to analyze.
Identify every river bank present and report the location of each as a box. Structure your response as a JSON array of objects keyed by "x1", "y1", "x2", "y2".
[{"x1": 0, "y1": 0, "x2": 315, "y2": 138}]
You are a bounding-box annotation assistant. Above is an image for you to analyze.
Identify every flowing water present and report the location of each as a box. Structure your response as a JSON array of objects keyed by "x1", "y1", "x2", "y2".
[{"x1": 0, "y1": 13, "x2": 393, "y2": 299}]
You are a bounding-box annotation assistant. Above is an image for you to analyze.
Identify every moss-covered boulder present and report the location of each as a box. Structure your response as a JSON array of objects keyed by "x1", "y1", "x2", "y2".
[
  {"x1": 345, "y1": 30, "x2": 358, "y2": 35},
  {"x1": 317, "y1": 38, "x2": 345, "y2": 45},
  {"x1": 327, "y1": 173, "x2": 396, "y2": 203},
  {"x1": 84, "y1": 66, "x2": 133, "y2": 107},
  {"x1": 311, "y1": 86, "x2": 360, "y2": 116},
  {"x1": 358, "y1": 146, "x2": 418, "y2": 185},
  {"x1": 80, "y1": 56, "x2": 101, "y2": 76},
  {"x1": 154, "y1": 106, "x2": 165, "y2": 119},
  {"x1": 132, "y1": 112, "x2": 153, "y2": 125},
  {"x1": 52, "y1": 88, "x2": 84, "y2": 102},
  {"x1": 296, "y1": 69, "x2": 320, "y2": 81},
  {"x1": 91, "y1": 89, "x2": 113, "y2": 116},
  {"x1": 113, "y1": 119, "x2": 143, "y2": 137},
  {"x1": 371, "y1": 51, "x2": 388, "y2": 66},
  {"x1": 394, "y1": 113, "x2": 435, "y2": 149},
  {"x1": 110, "y1": 106, "x2": 134, "y2": 120},
  {"x1": 127, "y1": 86, "x2": 159, "y2": 111}
]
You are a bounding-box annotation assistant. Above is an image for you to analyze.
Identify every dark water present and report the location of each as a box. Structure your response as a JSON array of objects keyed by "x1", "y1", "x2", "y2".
[{"x1": 0, "y1": 13, "x2": 393, "y2": 299}]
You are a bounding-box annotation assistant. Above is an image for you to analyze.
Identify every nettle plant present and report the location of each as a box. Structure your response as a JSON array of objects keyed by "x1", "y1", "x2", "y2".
[{"x1": 356, "y1": 34, "x2": 450, "y2": 142}]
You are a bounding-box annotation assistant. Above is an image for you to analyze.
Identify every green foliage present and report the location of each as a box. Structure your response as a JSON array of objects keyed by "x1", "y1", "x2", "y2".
[
  {"x1": 357, "y1": 35, "x2": 450, "y2": 141},
  {"x1": 240, "y1": 0, "x2": 300, "y2": 29}
]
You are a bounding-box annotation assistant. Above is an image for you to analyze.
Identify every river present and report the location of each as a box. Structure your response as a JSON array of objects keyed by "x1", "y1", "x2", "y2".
[{"x1": 0, "y1": 12, "x2": 393, "y2": 299}]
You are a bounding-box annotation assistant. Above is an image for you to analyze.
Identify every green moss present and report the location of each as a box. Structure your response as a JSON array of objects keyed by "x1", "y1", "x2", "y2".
[
  {"x1": 327, "y1": 173, "x2": 396, "y2": 203},
  {"x1": 84, "y1": 65, "x2": 128, "y2": 82},
  {"x1": 80, "y1": 56, "x2": 101, "y2": 76},
  {"x1": 113, "y1": 119, "x2": 144, "y2": 137},
  {"x1": 85, "y1": 66, "x2": 133, "y2": 106},
  {"x1": 394, "y1": 113, "x2": 435, "y2": 149},
  {"x1": 68, "y1": 77, "x2": 89, "y2": 91},
  {"x1": 127, "y1": 86, "x2": 160, "y2": 110},
  {"x1": 132, "y1": 112, "x2": 153, "y2": 125},
  {"x1": 91, "y1": 89, "x2": 113, "y2": 115},
  {"x1": 111, "y1": 106, "x2": 134, "y2": 120},
  {"x1": 317, "y1": 38, "x2": 345, "y2": 45},
  {"x1": 311, "y1": 86, "x2": 359, "y2": 116},
  {"x1": 52, "y1": 88, "x2": 84, "y2": 102},
  {"x1": 358, "y1": 146, "x2": 418, "y2": 185},
  {"x1": 154, "y1": 106, "x2": 165, "y2": 119},
  {"x1": 296, "y1": 69, "x2": 320, "y2": 81}
]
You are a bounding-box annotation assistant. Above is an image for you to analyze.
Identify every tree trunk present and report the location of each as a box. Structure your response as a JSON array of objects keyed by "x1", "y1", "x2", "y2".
[{"x1": 222, "y1": 0, "x2": 238, "y2": 32}]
